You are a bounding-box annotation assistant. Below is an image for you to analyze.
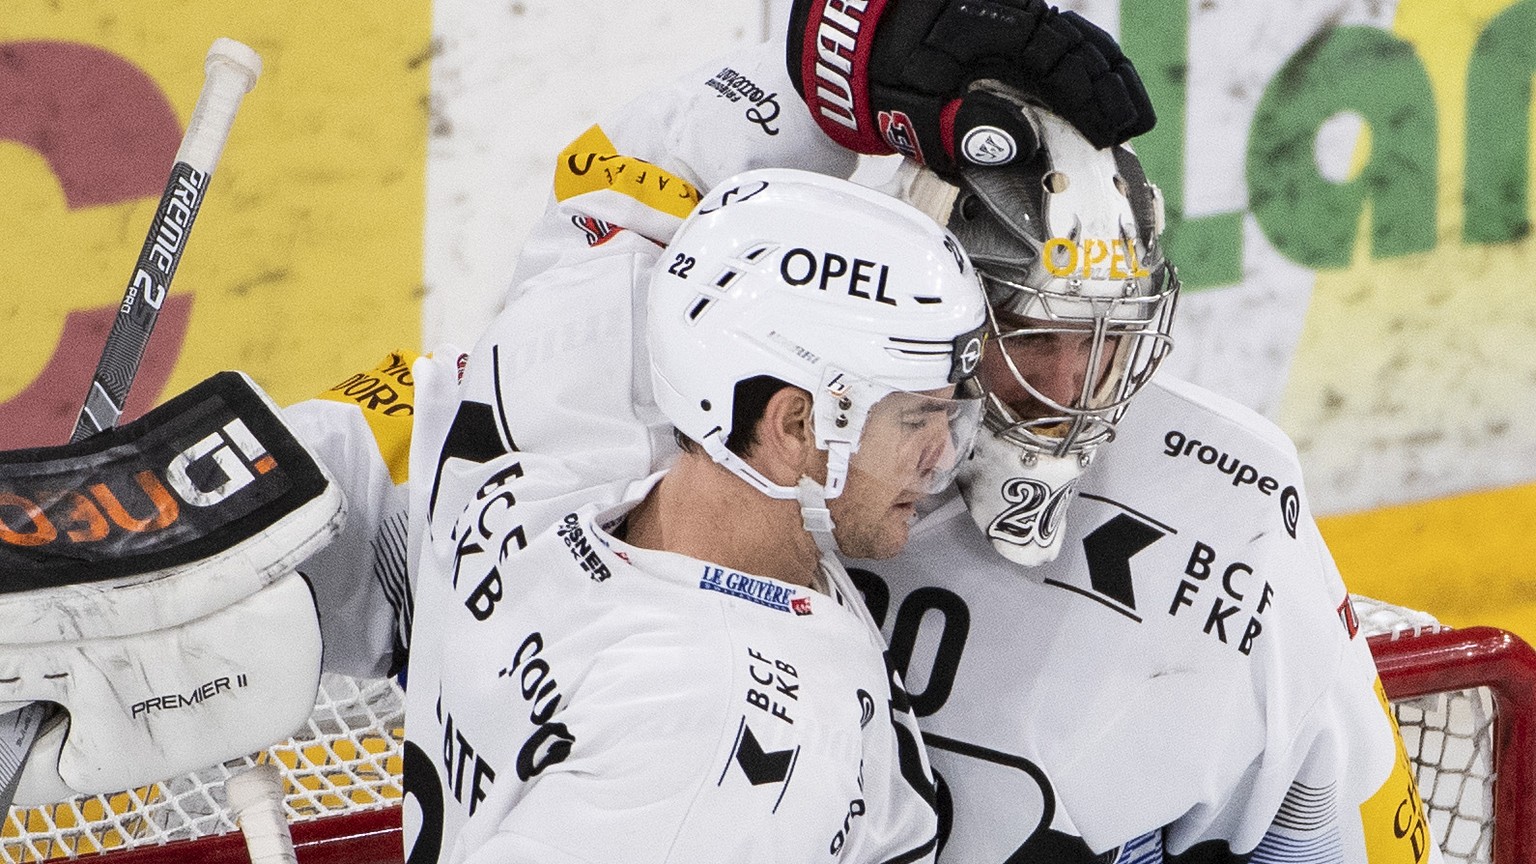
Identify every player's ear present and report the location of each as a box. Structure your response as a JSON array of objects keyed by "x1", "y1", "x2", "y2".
[{"x1": 746, "y1": 385, "x2": 818, "y2": 483}]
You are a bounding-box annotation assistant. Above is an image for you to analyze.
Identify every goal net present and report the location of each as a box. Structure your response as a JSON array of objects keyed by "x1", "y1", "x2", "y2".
[
  {"x1": 2, "y1": 595, "x2": 1530, "y2": 863},
  {"x1": 1, "y1": 673, "x2": 404, "y2": 862},
  {"x1": 1352, "y1": 595, "x2": 1496, "y2": 864}
]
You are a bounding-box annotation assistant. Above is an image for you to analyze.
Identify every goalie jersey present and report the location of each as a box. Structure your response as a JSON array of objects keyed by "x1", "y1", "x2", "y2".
[
  {"x1": 844, "y1": 376, "x2": 1432, "y2": 863},
  {"x1": 286, "y1": 36, "x2": 1437, "y2": 864}
]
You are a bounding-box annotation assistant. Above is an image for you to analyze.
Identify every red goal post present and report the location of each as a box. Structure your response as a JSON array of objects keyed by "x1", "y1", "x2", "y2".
[{"x1": 1369, "y1": 626, "x2": 1536, "y2": 864}]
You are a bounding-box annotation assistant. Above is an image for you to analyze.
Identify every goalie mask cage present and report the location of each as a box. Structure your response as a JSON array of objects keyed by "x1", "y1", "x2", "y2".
[{"x1": 3, "y1": 604, "x2": 1533, "y2": 864}]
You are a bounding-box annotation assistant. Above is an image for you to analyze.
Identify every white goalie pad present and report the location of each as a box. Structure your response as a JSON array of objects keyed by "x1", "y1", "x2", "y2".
[
  {"x1": 0, "y1": 371, "x2": 343, "y2": 799},
  {"x1": 3, "y1": 572, "x2": 322, "y2": 803}
]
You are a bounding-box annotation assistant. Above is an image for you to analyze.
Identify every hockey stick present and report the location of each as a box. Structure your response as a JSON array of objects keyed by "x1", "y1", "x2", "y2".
[
  {"x1": 0, "y1": 38, "x2": 264, "y2": 815},
  {"x1": 126, "y1": 47, "x2": 292, "y2": 864},
  {"x1": 227, "y1": 762, "x2": 299, "y2": 864},
  {"x1": 70, "y1": 37, "x2": 263, "y2": 442}
]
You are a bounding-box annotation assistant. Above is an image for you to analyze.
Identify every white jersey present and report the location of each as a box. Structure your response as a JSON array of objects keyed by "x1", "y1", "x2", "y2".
[
  {"x1": 845, "y1": 376, "x2": 1432, "y2": 863},
  {"x1": 290, "y1": 347, "x2": 940, "y2": 860},
  {"x1": 284, "y1": 35, "x2": 1437, "y2": 864},
  {"x1": 403, "y1": 472, "x2": 939, "y2": 863}
]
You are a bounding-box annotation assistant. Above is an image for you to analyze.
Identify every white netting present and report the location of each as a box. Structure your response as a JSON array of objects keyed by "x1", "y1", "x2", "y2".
[
  {"x1": 1354, "y1": 594, "x2": 1497, "y2": 864},
  {"x1": 0, "y1": 596, "x2": 1504, "y2": 863},
  {"x1": 0, "y1": 673, "x2": 404, "y2": 862}
]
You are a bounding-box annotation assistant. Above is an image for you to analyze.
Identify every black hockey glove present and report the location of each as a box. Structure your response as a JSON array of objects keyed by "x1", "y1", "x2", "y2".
[{"x1": 787, "y1": 0, "x2": 1155, "y2": 178}]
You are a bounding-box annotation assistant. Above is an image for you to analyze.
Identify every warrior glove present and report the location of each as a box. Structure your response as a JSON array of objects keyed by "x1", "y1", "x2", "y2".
[{"x1": 787, "y1": 0, "x2": 1156, "y2": 177}]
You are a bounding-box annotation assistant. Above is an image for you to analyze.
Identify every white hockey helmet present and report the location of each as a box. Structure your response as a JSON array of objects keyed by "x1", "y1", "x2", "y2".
[
  {"x1": 649, "y1": 168, "x2": 988, "y2": 545},
  {"x1": 894, "y1": 95, "x2": 1179, "y2": 565}
]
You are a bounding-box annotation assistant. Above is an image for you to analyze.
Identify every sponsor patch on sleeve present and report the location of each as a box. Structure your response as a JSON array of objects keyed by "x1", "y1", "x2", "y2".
[
  {"x1": 1338, "y1": 594, "x2": 1361, "y2": 639},
  {"x1": 553, "y1": 125, "x2": 700, "y2": 219},
  {"x1": 571, "y1": 213, "x2": 622, "y2": 246},
  {"x1": 316, "y1": 351, "x2": 417, "y2": 484}
]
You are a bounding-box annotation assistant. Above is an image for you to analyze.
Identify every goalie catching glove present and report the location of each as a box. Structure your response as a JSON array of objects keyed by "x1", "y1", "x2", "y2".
[{"x1": 788, "y1": 0, "x2": 1155, "y2": 177}]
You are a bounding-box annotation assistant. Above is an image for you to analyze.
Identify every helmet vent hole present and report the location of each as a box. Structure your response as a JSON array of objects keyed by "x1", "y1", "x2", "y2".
[
  {"x1": 687, "y1": 296, "x2": 715, "y2": 322},
  {"x1": 1043, "y1": 171, "x2": 1069, "y2": 194},
  {"x1": 715, "y1": 269, "x2": 741, "y2": 289},
  {"x1": 700, "y1": 399, "x2": 712, "y2": 411},
  {"x1": 742, "y1": 243, "x2": 774, "y2": 262}
]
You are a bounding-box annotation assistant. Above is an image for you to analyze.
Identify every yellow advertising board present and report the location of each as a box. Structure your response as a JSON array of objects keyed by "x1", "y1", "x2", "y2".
[
  {"x1": 0, "y1": 1, "x2": 430, "y2": 449},
  {"x1": 1284, "y1": 0, "x2": 1536, "y2": 637}
]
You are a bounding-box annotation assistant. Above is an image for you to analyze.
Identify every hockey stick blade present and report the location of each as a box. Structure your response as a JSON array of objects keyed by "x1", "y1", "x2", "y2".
[{"x1": 71, "y1": 38, "x2": 263, "y2": 443}]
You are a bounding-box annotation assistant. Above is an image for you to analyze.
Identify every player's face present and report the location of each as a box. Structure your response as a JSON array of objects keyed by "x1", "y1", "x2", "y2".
[
  {"x1": 830, "y1": 386, "x2": 966, "y2": 559},
  {"x1": 979, "y1": 310, "x2": 1122, "y2": 428}
]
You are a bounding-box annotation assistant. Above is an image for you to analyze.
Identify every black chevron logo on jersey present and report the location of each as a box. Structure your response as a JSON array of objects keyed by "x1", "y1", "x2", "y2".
[
  {"x1": 734, "y1": 723, "x2": 796, "y2": 785},
  {"x1": 428, "y1": 400, "x2": 508, "y2": 517},
  {"x1": 1081, "y1": 513, "x2": 1166, "y2": 611},
  {"x1": 1043, "y1": 495, "x2": 1172, "y2": 623}
]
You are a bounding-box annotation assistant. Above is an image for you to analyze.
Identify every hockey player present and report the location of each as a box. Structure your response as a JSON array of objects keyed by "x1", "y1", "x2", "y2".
[
  {"x1": 437, "y1": 2, "x2": 1439, "y2": 862},
  {"x1": 390, "y1": 168, "x2": 988, "y2": 862},
  {"x1": 0, "y1": 170, "x2": 986, "y2": 861}
]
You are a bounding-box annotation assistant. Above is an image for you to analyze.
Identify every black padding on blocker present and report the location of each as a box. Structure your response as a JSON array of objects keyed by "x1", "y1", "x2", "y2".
[{"x1": 0, "y1": 372, "x2": 329, "y2": 594}]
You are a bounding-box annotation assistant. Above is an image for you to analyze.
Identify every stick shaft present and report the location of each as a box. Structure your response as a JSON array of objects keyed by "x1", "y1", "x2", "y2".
[
  {"x1": 0, "y1": 37, "x2": 266, "y2": 819},
  {"x1": 227, "y1": 762, "x2": 299, "y2": 864},
  {"x1": 70, "y1": 39, "x2": 262, "y2": 442}
]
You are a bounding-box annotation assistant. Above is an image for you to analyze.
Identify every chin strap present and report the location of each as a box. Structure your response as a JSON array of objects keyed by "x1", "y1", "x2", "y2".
[
  {"x1": 702, "y1": 429, "x2": 851, "y2": 556},
  {"x1": 796, "y1": 475, "x2": 841, "y2": 555},
  {"x1": 799, "y1": 439, "x2": 851, "y2": 555},
  {"x1": 701, "y1": 431, "x2": 798, "y2": 499}
]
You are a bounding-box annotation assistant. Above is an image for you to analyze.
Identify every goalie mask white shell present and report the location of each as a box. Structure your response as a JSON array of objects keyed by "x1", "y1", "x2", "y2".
[{"x1": 648, "y1": 168, "x2": 988, "y2": 516}]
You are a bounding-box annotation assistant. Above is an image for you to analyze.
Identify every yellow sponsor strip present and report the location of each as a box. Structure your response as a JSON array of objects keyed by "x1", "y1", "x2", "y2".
[
  {"x1": 1359, "y1": 678, "x2": 1433, "y2": 864},
  {"x1": 553, "y1": 125, "x2": 700, "y2": 219},
  {"x1": 316, "y1": 351, "x2": 418, "y2": 485},
  {"x1": 1318, "y1": 482, "x2": 1536, "y2": 644}
]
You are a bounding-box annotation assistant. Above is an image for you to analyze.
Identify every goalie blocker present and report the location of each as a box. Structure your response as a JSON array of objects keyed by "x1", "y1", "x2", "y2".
[{"x1": 0, "y1": 372, "x2": 343, "y2": 802}]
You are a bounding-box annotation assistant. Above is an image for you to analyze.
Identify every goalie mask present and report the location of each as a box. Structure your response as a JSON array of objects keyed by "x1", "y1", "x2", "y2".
[
  {"x1": 649, "y1": 168, "x2": 988, "y2": 556},
  {"x1": 899, "y1": 99, "x2": 1179, "y2": 566}
]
